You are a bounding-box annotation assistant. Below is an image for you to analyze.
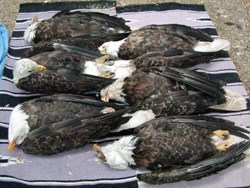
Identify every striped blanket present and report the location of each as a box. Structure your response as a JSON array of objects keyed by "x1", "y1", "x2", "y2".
[{"x1": 0, "y1": 1, "x2": 250, "y2": 188}]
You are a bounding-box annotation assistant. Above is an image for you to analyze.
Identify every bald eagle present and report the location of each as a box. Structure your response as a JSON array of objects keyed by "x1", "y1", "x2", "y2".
[
  {"x1": 7, "y1": 94, "x2": 129, "y2": 155},
  {"x1": 24, "y1": 10, "x2": 131, "y2": 44},
  {"x1": 13, "y1": 46, "x2": 136, "y2": 94},
  {"x1": 99, "y1": 24, "x2": 230, "y2": 60},
  {"x1": 22, "y1": 33, "x2": 130, "y2": 58},
  {"x1": 100, "y1": 67, "x2": 246, "y2": 112},
  {"x1": 94, "y1": 115, "x2": 250, "y2": 183}
]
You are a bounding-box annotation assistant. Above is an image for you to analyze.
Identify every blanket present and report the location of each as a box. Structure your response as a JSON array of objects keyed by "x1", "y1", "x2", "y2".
[{"x1": 0, "y1": 1, "x2": 250, "y2": 188}]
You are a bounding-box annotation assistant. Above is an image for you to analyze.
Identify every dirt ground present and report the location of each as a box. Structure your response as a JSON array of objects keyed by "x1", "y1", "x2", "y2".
[{"x1": 0, "y1": 0, "x2": 249, "y2": 95}]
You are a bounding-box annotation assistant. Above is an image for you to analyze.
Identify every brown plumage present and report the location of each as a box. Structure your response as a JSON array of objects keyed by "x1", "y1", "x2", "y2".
[
  {"x1": 25, "y1": 10, "x2": 131, "y2": 44},
  {"x1": 95, "y1": 115, "x2": 250, "y2": 184},
  {"x1": 16, "y1": 70, "x2": 113, "y2": 95},
  {"x1": 132, "y1": 49, "x2": 219, "y2": 69},
  {"x1": 22, "y1": 33, "x2": 129, "y2": 58},
  {"x1": 118, "y1": 24, "x2": 212, "y2": 59},
  {"x1": 100, "y1": 67, "x2": 226, "y2": 105},
  {"x1": 8, "y1": 94, "x2": 129, "y2": 155}
]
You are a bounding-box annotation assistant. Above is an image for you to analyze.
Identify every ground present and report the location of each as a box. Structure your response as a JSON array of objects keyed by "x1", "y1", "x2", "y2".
[{"x1": 0, "y1": 0, "x2": 249, "y2": 95}]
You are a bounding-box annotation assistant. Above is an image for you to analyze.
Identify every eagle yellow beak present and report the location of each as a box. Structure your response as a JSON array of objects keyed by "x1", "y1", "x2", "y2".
[
  {"x1": 93, "y1": 144, "x2": 106, "y2": 161},
  {"x1": 7, "y1": 141, "x2": 17, "y2": 151},
  {"x1": 100, "y1": 50, "x2": 108, "y2": 55},
  {"x1": 32, "y1": 16, "x2": 39, "y2": 24},
  {"x1": 101, "y1": 95, "x2": 109, "y2": 102},
  {"x1": 35, "y1": 65, "x2": 47, "y2": 72}
]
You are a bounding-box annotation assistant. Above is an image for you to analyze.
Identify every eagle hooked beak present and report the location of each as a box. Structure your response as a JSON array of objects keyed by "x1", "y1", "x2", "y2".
[
  {"x1": 35, "y1": 65, "x2": 47, "y2": 72},
  {"x1": 93, "y1": 144, "x2": 106, "y2": 161},
  {"x1": 7, "y1": 140, "x2": 17, "y2": 151},
  {"x1": 32, "y1": 16, "x2": 39, "y2": 24},
  {"x1": 101, "y1": 95, "x2": 110, "y2": 102},
  {"x1": 100, "y1": 50, "x2": 108, "y2": 55}
]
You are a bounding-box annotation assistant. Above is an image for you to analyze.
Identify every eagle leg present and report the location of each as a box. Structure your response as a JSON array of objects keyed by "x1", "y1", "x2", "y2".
[
  {"x1": 213, "y1": 130, "x2": 230, "y2": 140},
  {"x1": 216, "y1": 141, "x2": 230, "y2": 151}
]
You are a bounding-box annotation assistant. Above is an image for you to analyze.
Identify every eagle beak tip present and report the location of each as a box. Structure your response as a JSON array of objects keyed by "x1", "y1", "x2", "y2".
[
  {"x1": 36, "y1": 65, "x2": 47, "y2": 72},
  {"x1": 101, "y1": 95, "x2": 109, "y2": 102},
  {"x1": 100, "y1": 50, "x2": 108, "y2": 55},
  {"x1": 7, "y1": 141, "x2": 17, "y2": 151},
  {"x1": 93, "y1": 144, "x2": 101, "y2": 153}
]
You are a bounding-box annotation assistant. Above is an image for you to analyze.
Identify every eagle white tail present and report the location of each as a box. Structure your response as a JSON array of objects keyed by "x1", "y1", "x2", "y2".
[
  {"x1": 111, "y1": 109, "x2": 156, "y2": 132},
  {"x1": 100, "y1": 136, "x2": 138, "y2": 169},
  {"x1": 193, "y1": 39, "x2": 230, "y2": 52},
  {"x1": 209, "y1": 89, "x2": 247, "y2": 111}
]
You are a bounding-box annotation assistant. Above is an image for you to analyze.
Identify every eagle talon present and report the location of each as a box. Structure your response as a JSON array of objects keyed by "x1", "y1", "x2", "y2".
[
  {"x1": 213, "y1": 130, "x2": 230, "y2": 140},
  {"x1": 216, "y1": 141, "x2": 230, "y2": 151}
]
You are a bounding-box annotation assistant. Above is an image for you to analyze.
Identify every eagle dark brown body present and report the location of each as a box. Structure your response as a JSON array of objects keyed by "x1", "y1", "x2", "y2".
[
  {"x1": 132, "y1": 50, "x2": 218, "y2": 69},
  {"x1": 102, "y1": 67, "x2": 226, "y2": 105},
  {"x1": 118, "y1": 24, "x2": 213, "y2": 59},
  {"x1": 95, "y1": 115, "x2": 250, "y2": 184},
  {"x1": 22, "y1": 33, "x2": 130, "y2": 58},
  {"x1": 21, "y1": 106, "x2": 131, "y2": 155},
  {"x1": 20, "y1": 94, "x2": 125, "y2": 130},
  {"x1": 33, "y1": 11, "x2": 131, "y2": 43},
  {"x1": 134, "y1": 116, "x2": 250, "y2": 184},
  {"x1": 10, "y1": 94, "x2": 129, "y2": 155},
  {"x1": 17, "y1": 70, "x2": 113, "y2": 95},
  {"x1": 123, "y1": 70, "x2": 182, "y2": 103},
  {"x1": 27, "y1": 49, "x2": 97, "y2": 73}
]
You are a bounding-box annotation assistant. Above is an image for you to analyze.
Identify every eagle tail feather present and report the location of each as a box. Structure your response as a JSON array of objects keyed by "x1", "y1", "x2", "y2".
[
  {"x1": 193, "y1": 38, "x2": 230, "y2": 52},
  {"x1": 209, "y1": 88, "x2": 247, "y2": 111}
]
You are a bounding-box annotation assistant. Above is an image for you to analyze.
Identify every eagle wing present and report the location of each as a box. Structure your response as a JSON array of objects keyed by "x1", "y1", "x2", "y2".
[
  {"x1": 133, "y1": 115, "x2": 249, "y2": 171},
  {"x1": 22, "y1": 94, "x2": 127, "y2": 131},
  {"x1": 133, "y1": 49, "x2": 218, "y2": 69},
  {"x1": 16, "y1": 70, "x2": 114, "y2": 94},
  {"x1": 21, "y1": 107, "x2": 131, "y2": 155},
  {"x1": 138, "y1": 140, "x2": 250, "y2": 184},
  {"x1": 132, "y1": 117, "x2": 215, "y2": 170},
  {"x1": 34, "y1": 11, "x2": 131, "y2": 43},
  {"x1": 118, "y1": 24, "x2": 213, "y2": 59}
]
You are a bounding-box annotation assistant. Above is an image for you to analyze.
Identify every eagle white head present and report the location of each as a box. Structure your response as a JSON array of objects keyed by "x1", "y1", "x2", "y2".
[
  {"x1": 8, "y1": 104, "x2": 30, "y2": 151},
  {"x1": 24, "y1": 16, "x2": 39, "y2": 43},
  {"x1": 93, "y1": 136, "x2": 138, "y2": 169},
  {"x1": 98, "y1": 39, "x2": 126, "y2": 58},
  {"x1": 100, "y1": 78, "x2": 126, "y2": 103},
  {"x1": 13, "y1": 58, "x2": 47, "y2": 84}
]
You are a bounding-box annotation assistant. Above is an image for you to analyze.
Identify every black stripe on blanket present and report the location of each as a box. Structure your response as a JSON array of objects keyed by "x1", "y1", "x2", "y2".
[
  {"x1": 116, "y1": 2, "x2": 206, "y2": 13},
  {"x1": 2, "y1": 68, "x2": 13, "y2": 79},
  {"x1": 19, "y1": 1, "x2": 116, "y2": 13},
  {"x1": 0, "y1": 178, "x2": 138, "y2": 188},
  {"x1": 0, "y1": 127, "x2": 8, "y2": 140},
  {"x1": 0, "y1": 94, "x2": 40, "y2": 107},
  {"x1": 207, "y1": 72, "x2": 242, "y2": 83}
]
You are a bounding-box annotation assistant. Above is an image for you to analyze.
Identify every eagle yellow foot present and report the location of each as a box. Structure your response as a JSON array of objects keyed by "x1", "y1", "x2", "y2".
[
  {"x1": 101, "y1": 107, "x2": 116, "y2": 114},
  {"x1": 95, "y1": 55, "x2": 110, "y2": 64},
  {"x1": 99, "y1": 71, "x2": 115, "y2": 78},
  {"x1": 213, "y1": 130, "x2": 230, "y2": 140},
  {"x1": 216, "y1": 141, "x2": 230, "y2": 151}
]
